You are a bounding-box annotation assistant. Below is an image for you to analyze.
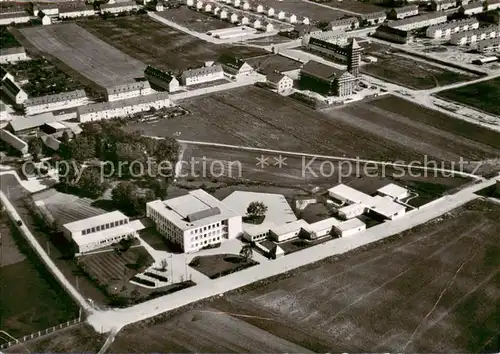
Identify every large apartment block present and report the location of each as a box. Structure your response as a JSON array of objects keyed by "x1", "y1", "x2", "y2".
[
  {"x1": 426, "y1": 18, "x2": 479, "y2": 39},
  {"x1": 146, "y1": 189, "x2": 242, "y2": 253}
]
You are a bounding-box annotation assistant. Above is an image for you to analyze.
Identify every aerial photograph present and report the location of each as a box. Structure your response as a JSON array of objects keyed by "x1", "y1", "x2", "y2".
[{"x1": 0, "y1": 0, "x2": 499, "y2": 352}]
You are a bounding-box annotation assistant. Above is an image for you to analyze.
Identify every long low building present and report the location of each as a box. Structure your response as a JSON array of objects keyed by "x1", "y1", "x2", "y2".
[
  {"x1": 0, "y1": 47, "x2": 28, "y2": 64},
  {"x1": 6, "y1": 112, "x2": 57, "y2": 135},
  {"x1": 24, "y1": 89, "x2": 88, "y2": 115},
  {"x1": 105, "y1": 81, "x2": 153, "y2": 102},
  {"x1": 62, "y1": 211, "x2": 136, "y2": 254},
  {"x1": 373, "y1": 24, "x2": 413, "y2": 44},
  {"x1": 146, "y1": 189, "x2": 242, "y2": 253},
  {"x1": 100, "y1": 1, "x2": 140, "y2": 14},
  {"x1": 0, "y1": 129, "x2": 29, "y2": 157},
  {"x1": 426, "y1": 18, "x2": 479, "y2": 39},
  {"x1": 450, "y1": 25, "x2": 499, "y2": 45},
  {"x1": 78, "y1": 91, "x2": 172, "y2": 122},
  {"x1": 180, "y1": 64, "x2": 224, "y2": 86},
  {"x1": 388, "y1": 12, "x2": 448, "y2": 31},
  {"x1": 0, "y1": 12, "x2": 31, "y2": 25},
  {"x1": 333, "y1": 218, "x2": 366, "y2": 237},
  {"x1": 58, "y1": 4, "x2": 95, "y2": 18}
]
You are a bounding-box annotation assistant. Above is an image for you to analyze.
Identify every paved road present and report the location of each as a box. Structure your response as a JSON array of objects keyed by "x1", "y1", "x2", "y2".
[{"x1": 85, "y1": 175, "x2": 495, "y2": 333}]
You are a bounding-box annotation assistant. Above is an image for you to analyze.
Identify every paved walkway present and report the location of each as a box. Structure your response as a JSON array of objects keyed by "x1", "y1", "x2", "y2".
[{"x1": 86, "y1": 176, "x2": 496, "y2": 333}]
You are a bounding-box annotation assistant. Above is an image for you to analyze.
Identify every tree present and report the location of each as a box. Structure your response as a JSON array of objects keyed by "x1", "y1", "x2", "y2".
[
  {"x1": 67, "y1": 135, "x2": 96, "y2": 161},
  {"x1": 74, "y1": 166, "x2": 108, "y2": 198},
  {"x1": 159, "y1": 259, "x2": 168, "y2": 271},
  {"x1": 61, "y1": 131, "x2": 71, "y2": 145},
  {"x1": 150, "y1": 179, "x2": 168, "y2": 199},
  {"x1": 28, "y1": 138, "x2": 44, "y2": 161},
  {"x1": 246, "y1": 201, "x2": 268, "y2": 218},
  {"x1": 112, "y1": 181, "x2": 136, "y2": 209},
  {"x1": 239, "y1": 244, "x2": 253, "y2": 261},
  {"x1": 154, "y1": 138, "x2": 180, "y2": 165}
]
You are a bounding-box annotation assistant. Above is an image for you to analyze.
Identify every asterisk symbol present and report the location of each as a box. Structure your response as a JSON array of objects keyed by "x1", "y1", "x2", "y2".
[
  {"x1": 273, "y1": 155, "x2": 287, "y2": 168},
  {"x1": 255, "y1": 155, "x2": 269, "y2": 169}
]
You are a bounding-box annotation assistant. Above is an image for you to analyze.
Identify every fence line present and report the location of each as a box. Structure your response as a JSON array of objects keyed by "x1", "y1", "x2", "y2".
[{"x1": 0, "y1": 317, "x2": 82, "y2": 350}]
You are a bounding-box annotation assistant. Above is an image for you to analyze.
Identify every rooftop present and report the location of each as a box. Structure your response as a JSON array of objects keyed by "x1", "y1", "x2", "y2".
[
  {"x1": 24, "y1": 89, "x2": 86, "y2": 107},
  {"x1": 73, "y1": 223, "x2": 135, "y2": 247},
  {"x1": 370, "y1": 195, "x2": 406, "y2": 218},
  {"x1": 377, "y1": 183, "x2": 408, "y2": 199},
  {"x1": 2, "y1": 77, "x2": 21, "y2": 96},
  {"x1": 0, "y1": 47, "x2": 25, "y2": 56},
  {"x1": 361, "y1": 11, "x2": 387, "y2": 19},
  {"x1": 427, "y1": 17, "x2": 478, "y2": 30},
  {"x1": 393, "y1": 5, "x2": 418, "y2": 13},
  {"x1": 270, "y1": 219, "x2": 308, "y2": 236},
  {"x1": 389, "y1": 12, "x2": 447, "y2": 28},
  {"x1": 106, "y1": 81, "x2": 150, "y2": 95},
  {"x1": 147, "y1": 189, "x2": 239, "y2": 231},
  {"x1": 328, "y1": 184, "x2": 374, "y2": 205},
  {"x1": 181, "y1": 64, "x2": 223, "y2": 79},
  {"x1": 303, "y1": 217, "x2": 341, "y2": 233},
  {"x1": 461, "y1": 2, "x2": 484, "y2": 9},
  {"x1": 0, "y1": 13, "x2": 30, "y2": 20},
  {"x1": 101, "y1": 1, "x2": 139, "y2": 9},
  {"x1": 301, "y1": 60, "x2": 350, "y2": 81},
  {"x1": 217, "y1": 54, "x2": 250, "y2": 71},
  {"x1": 8, "y1": 112, "x2": 56, "y2": 132},
  {"x1": 58, "y1": 3, "x2": 94, "y2": 13},
  {"x1": 335, "y1": 218, "x2": 365, "y2": 232},
  {"x1": 0, "y1": 129, "x2": 27, "y2": 152},
  {"x1": 144, "y1": 65, "x2": 176, "y2": 82},
  {"x1": 63, "y1": 210, "x2": 128, "y2": 234}
]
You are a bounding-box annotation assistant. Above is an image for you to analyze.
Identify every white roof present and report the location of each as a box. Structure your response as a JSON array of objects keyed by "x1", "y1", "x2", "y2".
[
  {"x1": 303, "y1": 217, "x2": 341, "y2": 233},
  {"x1": 328, "y1": 184, "x2": 373, "y2": 205},
  {"x1": 338, "y1": 203, "x2": 365, "y2": 214},
  {"x1": 45, "y1": 121, "x2": 68, "y2": 130},
  {"x1": 270, "y1": 220, "x2": 308, "y2": 236},
  {"x1": 244, "y1": 223, "x2": 274, "y2": 237},
  {"x1": 369, "y1": 196, "x2": 406, "y2": 218},
  {"x1": 147, "y1": 189, "x2": 239, "y2": 231},
  {"x1": 73, "y1": 223, "x2": 135, "y2": 246},
  {"x1": 335, "y1": 218, "x2": 365, "y2": 232},
  {"x1": 63, "y1": 210, "x2": 128, "y2": 234},
  {"x1": 377, "y1": 183, "x2": 408, "y2": 199}
]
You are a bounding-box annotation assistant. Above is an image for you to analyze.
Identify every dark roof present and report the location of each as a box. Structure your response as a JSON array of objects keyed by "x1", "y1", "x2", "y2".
[
  {"x1": 181, "y1": 64, "x2": 223, "y2": 79},
  {"x1": 217, "y1": 54, "x2": 248, "y2": 71},
  {"x1": 186, "y1": 207, "x2": 221, "y2": 222},
  {"x1": 376, "y1": 24, "x2": 410, "y2": 37},
  {"x1": 58, "y1": 3, "x2": 94, "y2": 13},
  {"x1": 392, "y1": 5, "x2": 418, "y2": 13},
  {"x1": 267, "y1": 71, "x2": 286, "y2": 83},
  {"x1": 246, "y1": 54, "x2": 302, "y2": 75},
  {"x1": 362, "y1": 11, "x2": 387, "y2": 19},
  {"x1": 301, "y1": 60, "x2": 347, "y2": 81},
  {"x1": 2, "y1": 77, "x2": 21, "y2": 95},
  {"x1": 0, "y1": 66, "x2": 7, "y2": 78},
  {"x1": 144, "y1": 65, "x2": 176, "y2": 82}
]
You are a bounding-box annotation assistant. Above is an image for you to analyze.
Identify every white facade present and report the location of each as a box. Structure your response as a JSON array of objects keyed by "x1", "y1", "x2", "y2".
[
  {"x1": 180, "y1": 65, "x2": 224, "y2": 86},
  {"x1": 106, "y1": 81, "x2": 153, "y2": 102},
  {"x1": 426, "y1": 18, "x2": 479, "y2": 39},
  {"x1": 24, "y1": 90, "x2": 88, "y2": 116},
  {"x1": 268, "y1": 74, "x2": 293, "y2": 94},
  {"x1": 243, "y1": 2, "x2": 250, "y2": 10},
  {"x1": 230, "y1": 13, "x2": 239, "y2": 23},
  {"x1": 146, "y1": 189, "x2": 242, "y2": 253},
  {"x1": 0, "y1": 14, "x2": 30, "y2": 26},
  {"x1": 59, "y1": 8, "x2": 95, "y2": 18},
  {"x1": 256, "y1": 4, "x2": 264, "y2": 13},
  {"x1": 377, "y1": 183, "x2": 409, "y2": 200},
  {"x1": 302, "y1": 217, "x2": 341, "y2": 239},
  {"x1": 303, "y1": 17, "x2": 310, "y2": 25},
  {"x1": 389, "y1": 13, "x2": 448, "y2": 31},
  {"x1": 369, "y1": 195, "x2": 406, "y2": 220},
  {"x1": 269, "y1": 220, "x2": 308, "y2": 242},
  {"x1": 196, "y1": 0, "x2": 204, "y2": 10},
  {"x1": 234, "y1": 0, "x2": 241, "y2": 7},
  {"x1": 477, "y1": 36, "x2": 500, "y2": 51},
  {"x1": 265, "y1": 23, "x2": 274, "y2": 32},
  {"x1": 78, "y1": 92, "x2": 172, "y2": 122},
  {"x1": 451, "y1": 26, "x2": 498, "y2": 45},
  {"x1": 2, "y1": 78, "x2": 28, "y2": 105},
  {"x1": 205, "y1": 3, "x2": 212, "y2": 12},
  {"x1": 0, "y1": 47, "x2": 27, "y2": 64},
  {"x1": 267, "y1": 7, "x2": 275, "y2": 16},
  {"x1": 241, "y1": 16, "x2": 249, "y2": 25},
  {"x1": 101, "y1": 2, "x2": 140, "y2": 14},
  {"x1": 278, "y1": 11, "x2": 285, "y2": 19},
  {"x1": 220, "y1": 9, "x2": 228, "y2": 19},
  {"x1": 253, "y1": 19, "x2": 262, "y2": 28},
  {"x1": 460, "y1": 3, "x2": 484, "y2": 15},
  {"x1": 289, "y1": 14, "x2": 297, "y2": 23},
  {"x1": 330, "y1": 17, "x2": 360, "y2": 31},
  {"x1": 62, "y1": 211, "x2": 135, "y2": 254},
  {"x1": 338, "y1": 203, "x2": 365, "y2": 220},
  {"x1": 333, "y1": 218, "x2": 366, "y2": 237}
]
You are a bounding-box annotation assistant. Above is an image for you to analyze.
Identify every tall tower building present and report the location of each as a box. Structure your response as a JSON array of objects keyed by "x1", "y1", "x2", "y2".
[{"x1": 346, "y1": 38, "x2": 361, "y2": 77}]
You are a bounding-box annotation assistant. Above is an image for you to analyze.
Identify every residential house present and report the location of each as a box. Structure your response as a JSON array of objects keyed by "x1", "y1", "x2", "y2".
[
  {"x1": 24, "y1": 89, "x2": 88, "y2": 116},
  {"x1": 0, "y1": 13, "x2": 30, "y2": 26},
  {"x1": 431, "y1": 0, "x2": 457, "y2": 11},
  {"x1": 266, "y1": 72, "x2": 293, "y2": 95},
  {"x1": 361, "y1": 11, "x2": 387, "y2": 25},
  {"x1": 105, "y1": 81, "x2": 153, "y2": 102},
  {"x1": 459, "y1": 2, "x2": 485, "y2": 15},
  {"x1": 388, "y1": 5, "x2": 419, "y2": 19},
  {"x1": 217, "y1": 54, "x2": 254, "y2": 77},
  {"x1": 0, "y1": 47, "x2": 28, "y2": 64},
  {"x1": 101, "y1": 1, "x2": 140, "y2": 14},
  {"x1": 180, "y1": 64, "x2": 224, "y2": 86},
  {"x1": 329, "y1": 17, "x2": 360, "y2": 31},
  {"x1": 388, "y1": 12, "x2": 448, "y2": 30},
  {"x1": 144, "y1": 65, "x2": 181, "y2": 92},
  {"x1": 58, "y1": 4, "x2": 95, "y2": 18},
  {"x1": 426, "y1": 18, "x2": 479, "y2": 38}
]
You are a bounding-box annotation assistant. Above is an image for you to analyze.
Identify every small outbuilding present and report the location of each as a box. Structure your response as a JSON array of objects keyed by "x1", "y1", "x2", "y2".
[{"x1": 333, "y1": 218, "x2": 366, "y2": 237}]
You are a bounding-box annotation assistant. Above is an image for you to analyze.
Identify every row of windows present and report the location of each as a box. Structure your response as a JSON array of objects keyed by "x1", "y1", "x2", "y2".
[
  {"x1": 189, "y1": 221, "x2": 224, "y2": 235},
  {"x1": 190, "y1": 236, "x2": 221, "y2": 248},
  {"x1": 190, "y1": 229, "x2": 222, "y2": 241},
  {"x1": 81, "y1": 218, "x2": 128, "y2": 236}
]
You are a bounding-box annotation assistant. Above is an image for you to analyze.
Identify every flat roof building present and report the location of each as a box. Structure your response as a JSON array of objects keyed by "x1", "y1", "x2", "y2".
[
  {"x1": 333, "y1": 218, "x2": 366, "y2": 237},
  {"x1": 62, "y1": 211, "x2": 135, "y2": 254},
  {"x1": 7, "y1": 112, "x2": 56, "y2": 135},
  {"x1": 147, "y1": 189, "x2": 242, "y2": 253},
  {"x1": 269, "y1": 220, "x2": 309, "y2": 242},
  {"x1": 377, "y1": 183, "x2": 409, "y2": 200}
]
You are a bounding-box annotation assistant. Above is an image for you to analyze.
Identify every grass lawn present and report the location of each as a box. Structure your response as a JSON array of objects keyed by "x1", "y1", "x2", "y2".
[
  {"x1": 189, "y1": 254, "x2": 259, "y2": 279},
  {"x1": 436, "y1": 77, "x2": 500, "y2": 117},
  {"x1": 0, "y1": 213, "x2": 79, "y2": 341}
]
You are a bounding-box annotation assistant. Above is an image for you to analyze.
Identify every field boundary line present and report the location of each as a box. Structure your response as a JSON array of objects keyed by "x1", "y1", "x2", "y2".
[{"x1": 175, "y1": 139, "x2": 484, "y2": 179}]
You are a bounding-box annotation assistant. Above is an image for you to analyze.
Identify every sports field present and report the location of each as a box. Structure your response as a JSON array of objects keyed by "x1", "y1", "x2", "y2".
[
  {"x1": 78, "y1": 15, "x2": 268, "y2": 72},
  {"x1": 19, "y1": 23, "x2": 147, "y2": 87},
  {"x1": 124, "y1": 87, "x2": 500, "y2": 166},
  {"x1": 436, "y1": 77, "x2": 500, "y2": 117},
  {"x1": 110, "y1": 199, "x2": 500, "y2": 352}
]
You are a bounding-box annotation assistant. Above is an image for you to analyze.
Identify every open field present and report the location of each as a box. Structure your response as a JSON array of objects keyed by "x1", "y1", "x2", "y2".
[
  {"x1": 157, "y1": 7, "x2": 234, "y2": 32},
  {"x1": 78, "y1": 15, "x2": 268, "y2": 73},
  {"x1": 0, "y1": 212, "x2": 79, "y2": 341},
  {"x1": 360, "y1": 47, "x2": 477, "y2": 90},
  {"x1": 317, "y1": 0, "x2": 386, "y2": 14},
  {"x1": 4, "y1": 57, "x2": 85, "y2": 97},
  {"x1": 124, "y1": 86, "x2": 500, "y2": 166},
  {"x1": 4, "y1": 324, "x2": 106, "y2": 353},
  {"x1": 19, "y1": 23, "x2": 147, "y2": 88},
  {"x1": 255, "y1": 0, "x2": 348, "y2": 22},
  {"x1": 111, "y1": 200, "x2": 500, "y2": 352},
  {"x1": 436, "y1": 77, "x2": 500, "y2": 117}
]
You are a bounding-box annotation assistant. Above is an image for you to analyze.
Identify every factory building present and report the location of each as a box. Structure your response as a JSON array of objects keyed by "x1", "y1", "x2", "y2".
[
  {"x1": 24, "y1": 89, "x2": 88, "y2": 116},
  {"x1": 62, "y1": 211, "x2": 136, "y2": 254},
  {"x1": 180, "y1": 64, "x2": 224, "y2": 86},
  {"x1": 388, "y1": 5, "x2": 419, "y2": 19},
  {"x1": 374, "y1": 24, "x2": 413, "y2": 44},
  {"x1": 0, "y1": 47, "x2": 27, "y2": 64},
  {"x1": 105, "y1": 81, "x2": 153, "y2": 102},
  {"x1": 426, "y1": 18, "x2": 479, "y2": 38},
  {"x1": 299, "y1": 60, "x2": 357, "y2": 97},
  {"x1": 146, "y1": 189, "x2": 242, "y2": 253},
  {"x1": 144, "y1": 65, "x2": 181, "y2": 92}
]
